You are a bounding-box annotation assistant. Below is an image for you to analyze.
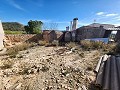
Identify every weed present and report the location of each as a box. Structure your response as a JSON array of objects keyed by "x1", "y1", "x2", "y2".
[
  {"x1": 65, "y1": 42, "x2": 77, "y2": 49},
  {"x1": 0, "y1": 59, "x2": 14, "y2": 69},
  {"x1": 38, "y1": 40, "x2": 48, "y2": 46},
  {"x1": 6, "y1": 43, "x2": 32, "y2": 56}
]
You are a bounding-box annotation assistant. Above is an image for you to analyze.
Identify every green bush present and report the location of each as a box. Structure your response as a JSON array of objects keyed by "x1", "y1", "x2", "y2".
[
  {"x1": 4, "y1": 30, "x2": 25, "y2": 34},
  {"x1": 2, "y1": 22, "x2": 25, "y2": 31},
  {"x1": 25, "y1": 20, "x2": 43, "y2": 34}
]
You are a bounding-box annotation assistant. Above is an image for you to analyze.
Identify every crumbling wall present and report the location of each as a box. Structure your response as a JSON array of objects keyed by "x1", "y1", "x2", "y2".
[
  {"x1": 115, "y1": 31, "x2": 120, "y2": 41},
  {"x1": 64, "y1": 32, "x2": 72, "y2": 42},
  {"x1": 0, "y1": 21, "x2": 4, "y2": 50},
  {"x1": 76, "y1": 26, "x2": 106, "y2": 40},
  {"x1": 42, "y1": 30, "x2": 57, "y2": 43}
]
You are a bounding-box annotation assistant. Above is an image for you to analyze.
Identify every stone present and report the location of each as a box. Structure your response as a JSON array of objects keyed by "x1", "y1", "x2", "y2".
[
  {"x1": 82, "y1": 85, "x2": 87, "y2": 90},
  {"x1": 0, "y1": 20, "x2": 4, "y2": 50},
  {"x1": 78, "y1": 87, "x2": 82, "y2": 90}
]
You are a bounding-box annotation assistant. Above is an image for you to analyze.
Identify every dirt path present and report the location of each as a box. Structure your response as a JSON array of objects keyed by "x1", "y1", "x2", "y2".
[{"x1": 0, "y1": 46, "x2": 102, "y2": 90}]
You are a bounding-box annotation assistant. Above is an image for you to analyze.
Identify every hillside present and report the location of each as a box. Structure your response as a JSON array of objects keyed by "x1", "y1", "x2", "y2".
[{"x1": 2, "y1": 22, "x2": 25, "y2": 31}]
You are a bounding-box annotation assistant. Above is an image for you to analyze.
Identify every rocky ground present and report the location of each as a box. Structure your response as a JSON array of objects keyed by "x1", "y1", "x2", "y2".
[{"x1": 0, "y1": 46, "x2": 102, "y2": 90}]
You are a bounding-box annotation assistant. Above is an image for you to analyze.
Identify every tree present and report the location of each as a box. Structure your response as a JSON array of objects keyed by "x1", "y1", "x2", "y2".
[{"x1": 25, "y1": 20, "x2": 43, "y2": 34}]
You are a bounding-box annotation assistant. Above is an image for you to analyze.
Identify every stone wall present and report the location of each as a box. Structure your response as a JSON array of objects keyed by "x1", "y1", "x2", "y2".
[{"x1": 76, "y1": 26, "x2": 106, "y2": 40}]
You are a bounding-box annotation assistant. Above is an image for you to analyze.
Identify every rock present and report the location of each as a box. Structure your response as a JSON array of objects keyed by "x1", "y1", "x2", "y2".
[
  {"x1": 78, "y1": 87, "x2": 82, "y2": 90},
  {"x1": 15, "y1": 83, "x2": 22, "y2": 89},
  {"x1": 82, "y1": 85, "x2": 87, "y2": 90}
]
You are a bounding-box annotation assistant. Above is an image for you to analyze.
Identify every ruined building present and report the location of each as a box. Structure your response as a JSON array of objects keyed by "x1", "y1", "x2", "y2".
[{"x1": 63, "y1": 18, "x2": 120, "y2": 42}]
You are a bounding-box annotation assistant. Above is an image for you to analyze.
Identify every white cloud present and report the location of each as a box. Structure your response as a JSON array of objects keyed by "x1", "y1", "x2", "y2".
[
  {"x1": 96, "y1": 12, "x2": 105, "y2": 15},
  {"x1": 96, "y1": 12, "x2": 118, "y2": 17},
  {"x1": 105, "y1": 13, "x2": 118, "y2": 17},
  {"x1": 114, "y1": 16, "x2": 120, "y2": 21},
  {"x1": 7, "y1": 0, "x2": 25, "y2": 11}
]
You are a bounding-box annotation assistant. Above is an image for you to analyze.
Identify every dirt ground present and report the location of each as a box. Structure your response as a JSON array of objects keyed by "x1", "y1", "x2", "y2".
[{"x1": 0, "y1": 46, "x2": 102, "y2": 90}]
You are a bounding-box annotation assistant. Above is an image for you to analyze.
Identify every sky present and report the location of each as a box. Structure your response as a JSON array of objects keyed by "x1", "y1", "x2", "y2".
[{"x1": 0, "y1": 0, "x2": 120, "y2": 30}]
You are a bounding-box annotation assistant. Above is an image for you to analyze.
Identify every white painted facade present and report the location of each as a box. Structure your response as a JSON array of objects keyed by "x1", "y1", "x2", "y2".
[{"x1": 0, "y1": 20, "x2": 4, "y2": 50}]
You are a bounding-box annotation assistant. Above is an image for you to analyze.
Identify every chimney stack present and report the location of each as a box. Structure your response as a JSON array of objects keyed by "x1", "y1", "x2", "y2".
[
  {"x1": 70, "y1": 21, "x2": 73, "y2": 31},
  {"x1": 72, "y1": 18, "x2": 78, "y2": 31},
  {"x1": 66, "y1": 26, "x2": 69, "y2": 31}
]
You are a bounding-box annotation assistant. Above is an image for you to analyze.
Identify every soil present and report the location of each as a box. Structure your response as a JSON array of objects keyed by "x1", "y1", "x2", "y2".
[{"x1": 0, "y1": 46, "x2": 103, "y2": 90}]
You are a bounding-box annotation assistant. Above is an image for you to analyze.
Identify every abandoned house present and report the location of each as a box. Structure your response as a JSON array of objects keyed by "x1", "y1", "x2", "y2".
[{"x1": 62, "y1": 18, "x2": 120, "y2": 42}]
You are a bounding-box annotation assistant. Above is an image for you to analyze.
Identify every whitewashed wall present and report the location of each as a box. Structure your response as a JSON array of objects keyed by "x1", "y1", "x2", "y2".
[{"x1": 0, "y1": 20, "x2": 4, "y2": 50}]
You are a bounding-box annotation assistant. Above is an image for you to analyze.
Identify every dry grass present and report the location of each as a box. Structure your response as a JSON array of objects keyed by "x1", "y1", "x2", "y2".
[
  {"x1": 6, "y1": 43, "x2": 33, "y2": 57},
  {"x1": 38, "y1": 40, "x2": 48, "y2": 46},
  {"x1": 51, "y1": 40, "x2": 59, "y2": 46},
  {"x1": 18, "y1": 62, "x2": 33, "y2": 75},
  {"x1": 111, "y1": 43, "x2": 120, "y2": 54},
  {"x1": 39, "y1": 40, "x2": 59, "y2": 47},
  {"x1": 65, "y1": 42, "x2": 77, "y2": 49},
  {"x1": 0, "y1": 59, "x2": 14, "y2": 69},
  {"x1": 80, "y1": 40, "x2": 116, "y2": 52},
  {"x1": 80, "y1": 40, "x2": 104, "y2": 50}
]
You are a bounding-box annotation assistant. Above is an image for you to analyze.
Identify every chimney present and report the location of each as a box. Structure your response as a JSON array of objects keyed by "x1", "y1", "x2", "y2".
[
  {"x1": 70, "y1": 21, "x2": 73, "y2": 31},
  {"x1": 72, "y1": 18, "x2": 78, "y2": 31},
  {"x1": 66, "y1": 26, "x2": 69, "y2": 31}
]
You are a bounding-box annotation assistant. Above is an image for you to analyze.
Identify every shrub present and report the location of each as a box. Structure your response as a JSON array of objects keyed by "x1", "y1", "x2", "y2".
[
  {"x1": 102, "y1": 43, "x2": 116, "y2": 52},
  {"x1": 112, "y1": 43, "x2": 120, "y2": 54},
  {"x1": 80, "y1": 40, "x2": 93, "y2": 50},
  {"x1": 4, "y1": 30, "x2": 25, "y2": 34},
  {"x1": 80, "y1": 40, "x2": 105, "y2": 50},
  {"x1": 6, "y1": 43, "x2": 32, "y2": 56},
  {"x1": 51, "y1": 40, "x2": 59, "y2": 46},
  {"x1": 0, "y1": 59, "x2": 14, "y2": 69},
  {"x1": 18, "y1": 63, "x2": 31, "y2": 75},
  {"x1": 38, "y1": 41, "x2": 48, "y2": 46},
  {"x1": 92, "y1": 41, "x2": 104, "y2": 49},
  {"x1": 65, "y1": 42, "x2": 77, "y2": 49}
]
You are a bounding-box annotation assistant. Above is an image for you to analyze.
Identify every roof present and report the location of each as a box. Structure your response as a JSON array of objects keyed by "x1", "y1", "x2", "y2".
[
  {"x1": 89, "y1": 23, "x2": 115, "y2": 28},
  {"x1": 105, "y1": 28, "x2": 120, "y2": 31}
]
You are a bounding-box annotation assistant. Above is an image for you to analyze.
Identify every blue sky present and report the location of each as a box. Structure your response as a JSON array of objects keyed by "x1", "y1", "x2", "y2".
[{"x1": 0, "y1": 0, "x2": 120, "y2": 30}]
